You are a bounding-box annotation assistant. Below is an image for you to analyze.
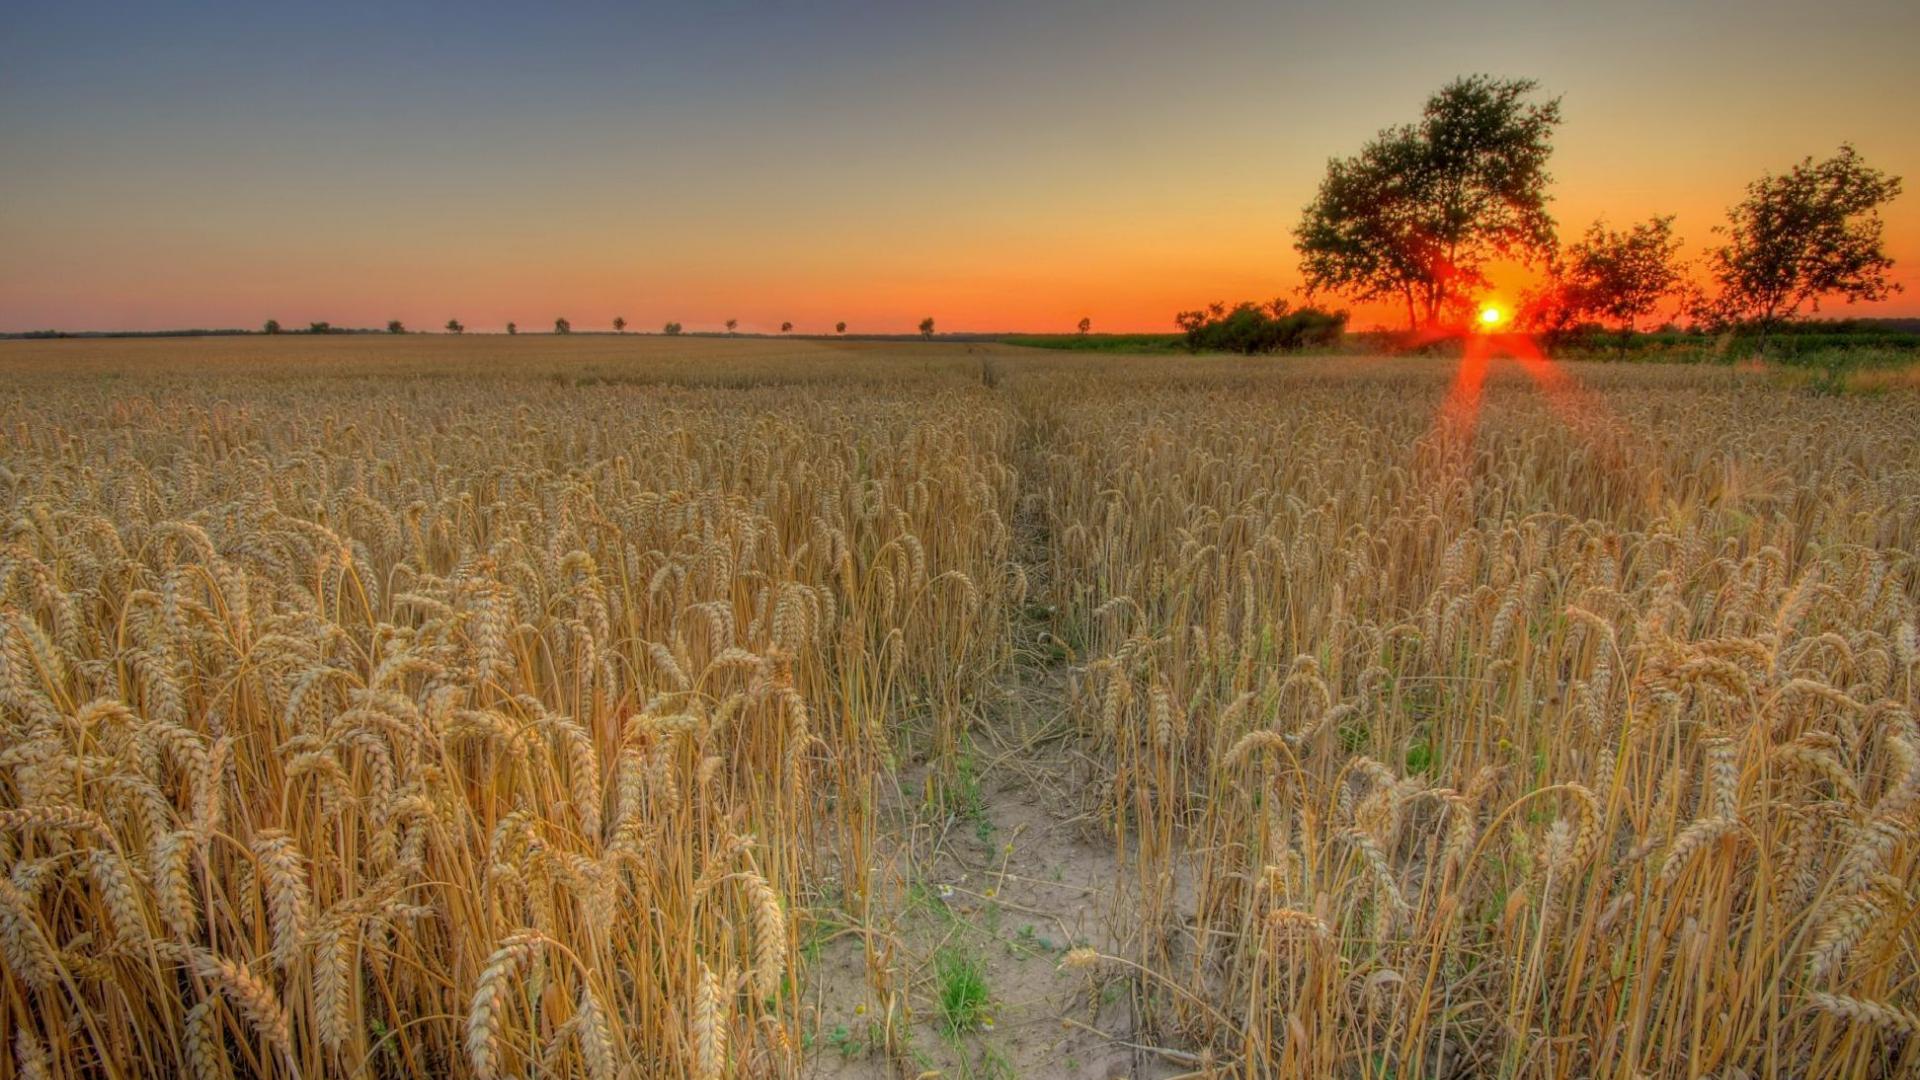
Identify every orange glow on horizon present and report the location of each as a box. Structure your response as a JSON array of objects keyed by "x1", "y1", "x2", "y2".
[{"x1": 3, "y1": 1, "x2": 1918, "y2": 336}]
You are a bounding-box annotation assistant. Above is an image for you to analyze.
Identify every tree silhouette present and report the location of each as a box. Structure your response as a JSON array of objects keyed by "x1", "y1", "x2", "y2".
[
  {"x1": 919, "y1": 317, "x2": 935, "y2": 339},
  {"x1": 445, "y1": 318, "x2": 465, "y2": 334},
  {"x1": 1172, "y1": 302, "x2": 1347, "y2": 354},
  {"x1": 506, "y1": 322, "x2": 518, "y2": 335},
  {"x1": 387, "y1": 319, "x2": 405, "y2": 334},
  {"x1": 554, "y1": 317, "x2": 571, "y2": 334},
  {"x1": 613, "y1": 316, "x2": 626, "y2": 333},
  {"x1": 725, "y1": 318, "x2": 738, "y2": 334},
  {"x1": 663, "y1": 321, "x2": 683, "y2": 335},
  {"x1": 1560, "y1": 216, "x2": 1686, "y2": 335},
  {"x1": 1296, "y1": 75, "x2": 1562, "y2": 329},
  {"x1": 309, "y1": 321, "x2": 331, "y2": 334},
  {"x1": 780, "y1": 321, "x2": 793, "y2": 333},
  {"x1": 835, "y1": 321, "x2": 847, "y2": 334},
  {"x1": 263, "y1": 319, "x2": 281, "y2": 335},
  {"x1": 1077, "y1": 316, "x2": 1092, "y2": 335},
  {"x1": 1702, "y1": 145, "x2": 1902, "y2": 351}
]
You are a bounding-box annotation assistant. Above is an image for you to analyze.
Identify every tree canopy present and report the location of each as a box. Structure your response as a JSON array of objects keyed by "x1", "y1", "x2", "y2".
[
  {"x1": 1296, "y1": 75, "x2": 1561, "y2": 329},
  {"x1": 1701, "y1": 144, "x2": 1902, "y2": 341}
]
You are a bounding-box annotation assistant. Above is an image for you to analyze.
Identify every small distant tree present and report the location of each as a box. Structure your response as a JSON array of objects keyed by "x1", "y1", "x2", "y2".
[
  {"x1": 1702, "y1": 144, "x2": 1902, "y2": 351},
  {"x1": 554, "y1": 317, "x2": 571, "y2": 334},
  {"x1": 835, "y1": 321, "x2": 847, "y2": 334},
  {"x1": 780, "y1": 321, "x2": 793, "y2": 333},
  {"x1": 1515, "y1": 275, "x2": 1579, "y2": 339},
  {"x1": 387, "y1": 319, "x2": 405, "y2": 334},
  {"x1": 613, "y1": 316, "x2": 626, "y2": 333},
  {"x1": 918, "y1": 317, "x2": 935, "y2": 339},
  {"x1": 663, "y1": 321, "x2": 683, "y2": 335},
  {"x1": 263, "y1": 319, "x2": 281, "y2": 334},
  {"x1": 1077, "y1": 316, "x2": 1092, "y2": 335},
  {"x1": 1561, "y1": 216, "x2": 1686, "y2": 336},
  {"x1": 445, "y1": 318, "x2": 464, "y2": 334},
  {"x1": 725, "y1": 318, "x2": 738, "y2": 334},
  {"x1": 309, "y1": 321, "x2": 331, "y2": 334},
  {"x1": 506, "y1": 322, "x2": 518, "y2": 335}
]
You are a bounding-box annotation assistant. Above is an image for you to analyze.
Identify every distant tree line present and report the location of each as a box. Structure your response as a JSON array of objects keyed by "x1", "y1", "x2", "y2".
[{"x1": 255, "y1": 317, "x2": 858, "y2": 336}]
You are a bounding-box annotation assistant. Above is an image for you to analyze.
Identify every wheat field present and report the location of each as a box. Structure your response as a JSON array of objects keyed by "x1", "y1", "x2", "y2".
[{"x1": 1, "y1": 336, "x2": 1916, "y2": 1079}]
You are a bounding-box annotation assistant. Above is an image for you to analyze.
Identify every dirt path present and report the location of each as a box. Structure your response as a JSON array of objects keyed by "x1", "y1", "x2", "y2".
[{"x1": 803, "y1": 395, "x2": 1188, "y2": 1079}]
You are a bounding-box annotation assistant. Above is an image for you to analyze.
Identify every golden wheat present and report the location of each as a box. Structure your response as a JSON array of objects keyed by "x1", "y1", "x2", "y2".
[{"x1": 1, "y1": 339, "x2": 1915, "y2": 1077}]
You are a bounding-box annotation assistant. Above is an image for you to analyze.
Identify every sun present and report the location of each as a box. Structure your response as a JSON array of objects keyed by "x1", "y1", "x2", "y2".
[{"x1": 1478, "y1": 304, "x2": 1505, "y2": 328}]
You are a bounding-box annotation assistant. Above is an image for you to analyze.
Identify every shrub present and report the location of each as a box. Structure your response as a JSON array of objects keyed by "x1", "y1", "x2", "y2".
[{"x1": 1172, "y1": 300, "x2": 1347, "y2": 354}]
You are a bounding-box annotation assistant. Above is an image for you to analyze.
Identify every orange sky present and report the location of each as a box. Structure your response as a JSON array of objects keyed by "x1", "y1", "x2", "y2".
[{"x1": 2, "y1": 2, "x2": 1916, "y2": 334}]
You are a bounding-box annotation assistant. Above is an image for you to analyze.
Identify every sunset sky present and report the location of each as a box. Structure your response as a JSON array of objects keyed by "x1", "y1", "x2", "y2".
[{"x1": 3, "y1": 0, "x2": 1916, "y2": 333}]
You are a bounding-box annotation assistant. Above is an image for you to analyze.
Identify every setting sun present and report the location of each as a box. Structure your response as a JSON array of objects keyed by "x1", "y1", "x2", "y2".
[{"x1": 1479, "y1": 305, "x2": 1506, "y2": 327}]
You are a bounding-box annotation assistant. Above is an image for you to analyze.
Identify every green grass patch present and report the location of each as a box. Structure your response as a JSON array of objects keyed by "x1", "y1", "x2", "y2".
[
  {"x1": 994, "y1": 333, "x2": 1186, "y2": 353},
  {"x1": 934, "y1": 947, "x2": 991, "y2": 1037}
]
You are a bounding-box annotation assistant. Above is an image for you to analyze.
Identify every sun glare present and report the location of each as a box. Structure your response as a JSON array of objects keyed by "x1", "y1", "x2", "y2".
[{"x1": 1479, "y1": 305, "x2": 1505, "y2": 327}]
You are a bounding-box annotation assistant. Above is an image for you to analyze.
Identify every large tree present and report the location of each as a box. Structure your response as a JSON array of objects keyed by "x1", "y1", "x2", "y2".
[
  {"x1": 1296, "y1": 75, "x2": 1561, "y2": 329},
  {"x1": 1702, "y1": 144, "x2": 1902, "y2": 348}
]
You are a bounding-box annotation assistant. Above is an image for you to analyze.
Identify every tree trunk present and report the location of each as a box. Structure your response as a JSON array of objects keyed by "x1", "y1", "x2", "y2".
[{"x1": 1755, "y1": 301, "x2": 1779, "y2": 358}]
